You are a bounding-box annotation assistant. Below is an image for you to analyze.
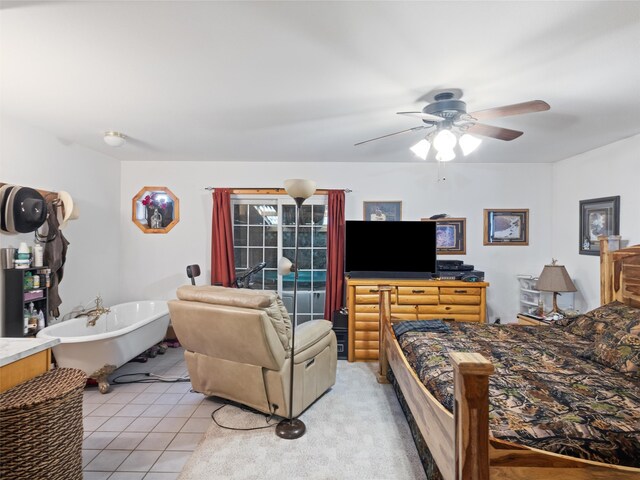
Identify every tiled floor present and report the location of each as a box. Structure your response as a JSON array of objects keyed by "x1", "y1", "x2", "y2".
[{"x1": 82, "y1": 346, "x2": 216, "y2": 479}]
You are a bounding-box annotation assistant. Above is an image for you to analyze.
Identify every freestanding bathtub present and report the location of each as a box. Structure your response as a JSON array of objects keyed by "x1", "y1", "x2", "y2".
[{"x1": 37, "y1": 300, "x2": 170, "y2": 393}]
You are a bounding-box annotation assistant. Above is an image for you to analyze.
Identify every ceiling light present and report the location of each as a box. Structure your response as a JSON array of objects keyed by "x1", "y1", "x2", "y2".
[
  {"x1": 459, "y1": 134, "x2": 482, "y2": 156},
  {"x1": 433, "y1": 129, "x2": 457, "y2": 153},
  {"x1": 436, "y1": 149, "x2": 456, "y2": 162},
  {"x1": 410, "y1": 139, "x2": 431, "y2": 160},
  {"x1": 103, "y1": 131, "x2": 127, "y2": 147}
]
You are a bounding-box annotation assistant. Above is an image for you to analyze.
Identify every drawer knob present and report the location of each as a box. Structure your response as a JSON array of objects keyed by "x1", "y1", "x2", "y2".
[
  {"x1": 445, "y1": 306, "x2": 451, "y2": 310},
  {"x1": 454, "y1": 290, "x2": 467, "y2": 294},
  {"x1": 412, "y1": 289, "x2": 425, "y2": 294},
  {"x1": 369, "y1": 289, "x2": 379, "y2": 293}
]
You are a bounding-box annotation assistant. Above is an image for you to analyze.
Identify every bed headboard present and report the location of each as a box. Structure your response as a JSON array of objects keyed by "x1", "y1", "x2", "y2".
[{"x1": 600, "y1": 236, "x2": 640, "y2": 307}]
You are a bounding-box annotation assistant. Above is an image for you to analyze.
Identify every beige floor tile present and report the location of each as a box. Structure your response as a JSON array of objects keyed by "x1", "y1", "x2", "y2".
[
  {"x1": 141, "y1": 404, "x2": 173, "y2": 418},
  {"x1": 137, "y1": 432, "x2": 177, "y2": 450},
  {"x1": 115, "y1": 404, "x2": 150, "y2": 417},
  {"x1": 192, "y1": 403, "x2": 219, "y2": 418},
  {"x1": 149, "y1": 451, "x2": 191, "y2": 473},
  {"x1": 152, "y1": 416, "x2": 188, "y2": 433},
  {"x1": 83, "y1": 403, "x2": 102, "y2": 416},
  {"x1": 117, "y1": 450, "x2": 163, "y2": 472},
  {"x1": 96, "y1": 416, "x2": 135, "y2": 432},
  {"x1": 131, "y1": 392, "x2": 162, "y2": 404},
  {"x1": 82, "y1": 449, "x2": 101, "y2": 468},
  {"x1": 108, "y1": 473, "x2": 146, "y2": 480},
  {"x1": 83, "y1": 416, "x2": 109, "y2": 432},
  {"x1": 88, "y1": 403, "x2": 124, "y2": 417},
  {"x1": 112, "y1": 383, "x2": 149, "y2": 393},
  {"x1": 143, "y1": 383, "x2": 171, "y2": 394},
  {"x1": 106, "y1": 392, "x2": 141, "y2": 404},
  {"x1": 165, "y1": 404, "x2": 196, "y2": 418},
  {"x1": 154, "y1": 393, "x2": 184, "y2": 405},
  {"x1": 125, "y1": 416, "x2": 163, "y2": 432},
  {"x1": 179, "y1": 417, "x2": 211, "y2": 433},
  {"x1": 82, "y1": 472, "x2": 111, "y2": 480},
  {"x1": 179, "y1": 392, "x2": 205, "y2": 405},
  {"x1": 165, "y1": 382, "x2": 192, "y2": 394},
  {"x1": 143, "y1": 473, "x2": 180, "y2": 480},
  {"x1": 166, "y1": 432, "x2": 203, "y2": 451},
  {"x1": 106, "y1": 432, "x2": 147, "y2": 450},
  {"x1": 84, "y1": 449, "x2": 130, "y2": 471},
  {"x1": 83, "y1": 431, "x2": 120, "y2": 450},
  {"x1": 83, "y1": 390, "x2": 109, "y2": 404}
]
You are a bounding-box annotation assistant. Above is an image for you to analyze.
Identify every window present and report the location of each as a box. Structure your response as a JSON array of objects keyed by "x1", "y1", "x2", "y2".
[{"x1": 232, "y1": 197, "x2": 327, "y2": 324}]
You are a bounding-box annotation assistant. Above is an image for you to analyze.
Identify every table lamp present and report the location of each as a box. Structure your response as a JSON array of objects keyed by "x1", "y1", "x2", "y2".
[{"x1": 536, "y1": 259, "x2": 577, "y2": 315}]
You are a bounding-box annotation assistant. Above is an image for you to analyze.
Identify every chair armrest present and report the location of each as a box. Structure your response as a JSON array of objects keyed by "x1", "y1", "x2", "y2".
[{"x1": 293, "y1": 320, "x2": 333, "y2": 363}]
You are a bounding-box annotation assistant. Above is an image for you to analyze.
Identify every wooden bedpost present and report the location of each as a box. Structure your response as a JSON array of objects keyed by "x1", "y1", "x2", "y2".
[
  {"x1": 450, "y1": 352, "x2": 494, "y2": 480},
  {"x1": 377, "y1": 286, "x2": 392, "y2": 384}
]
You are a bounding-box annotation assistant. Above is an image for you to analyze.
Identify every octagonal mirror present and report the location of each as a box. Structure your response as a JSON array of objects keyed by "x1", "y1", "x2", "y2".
[{"x1": 132, "y1": 186, "x2": 180, "y2": 234}]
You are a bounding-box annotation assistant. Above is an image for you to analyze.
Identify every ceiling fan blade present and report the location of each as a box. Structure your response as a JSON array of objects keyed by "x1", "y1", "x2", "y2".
[
  {"x1": 467, "y1": 123, "x2": 523, "y2": 141},
  {"x1": 354, "y1": 126, "x2": 428, "y2": 146},
  {"x1": 397, "y1": 111, "x2": 444, "y2": 122},
  {"x1": 468, "y1": 100, "x2": 550, "y2": 121}
]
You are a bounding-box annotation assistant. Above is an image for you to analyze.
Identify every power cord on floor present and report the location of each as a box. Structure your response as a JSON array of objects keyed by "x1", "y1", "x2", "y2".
[
  {"x1": 111, "y1": 372, "x2": 191, "y2": 384},
  {"x1": 211, "y1": 402, "x2": 279, "y2": 431}
]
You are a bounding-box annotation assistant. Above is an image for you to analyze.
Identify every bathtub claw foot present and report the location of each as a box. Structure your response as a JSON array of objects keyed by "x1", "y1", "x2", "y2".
[{"x1": 91, "y1": 364, "x2": 117, "y2": 394}]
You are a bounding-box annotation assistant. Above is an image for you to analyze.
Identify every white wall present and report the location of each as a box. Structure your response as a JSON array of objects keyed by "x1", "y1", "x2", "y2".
[
  {"x1": 0, "y1": 115, "x2": 121, "y2": 335},
  {"x1": 120, "y1": 161, "x2": 553, "y2": 323},
  {"x1": 552, "y1": 133, "x2": 640, "y2": 313}
]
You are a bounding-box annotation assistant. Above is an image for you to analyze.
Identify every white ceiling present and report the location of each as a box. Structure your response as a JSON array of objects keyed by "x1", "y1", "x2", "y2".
[{"x1": 1, "y1": 1, "x2": 639, "y2": 163}]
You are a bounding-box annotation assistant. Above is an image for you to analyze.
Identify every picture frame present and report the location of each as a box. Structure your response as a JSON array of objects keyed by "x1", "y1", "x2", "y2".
[
  {"x1": 483, "y1": 209, "x2": 529, "y2": 246},
  {"x1": 579, "y1": 196, "x2": 620, "y2": 256},
  {"x1": 421, "y1": 217, "x2": 466, "y2": 255},
  {"x1": 363, "y1": 201, "x2": 402, "y2": 222}
]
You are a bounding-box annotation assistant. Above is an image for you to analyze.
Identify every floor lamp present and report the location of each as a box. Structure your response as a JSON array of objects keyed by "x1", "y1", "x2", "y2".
[{"x1": 276, "y1": 178, "x2": 316, "y2": 440}]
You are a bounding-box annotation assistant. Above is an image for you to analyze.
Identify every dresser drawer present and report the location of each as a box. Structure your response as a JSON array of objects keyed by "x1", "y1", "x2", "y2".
[
  {"x1": 418, "y1": 305, "x2": 480, "y2": 315},
  {"x1": 439, "y1": 287, "x2": 480, "y2": 296},
  {"x1": 397, "y1": 286, "x2": 439, "y2": 296},
  {"x1": 439, "y1": 295, "x2": 481, "y2": 305},
  {"x1": 396, "y1": 286, "x2": 439, "y2": 305}
]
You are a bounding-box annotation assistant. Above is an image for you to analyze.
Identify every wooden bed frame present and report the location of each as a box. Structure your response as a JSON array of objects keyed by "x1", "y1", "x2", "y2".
[{"x1": 378, "y1": 237, "x2": 640, "y2": 480}]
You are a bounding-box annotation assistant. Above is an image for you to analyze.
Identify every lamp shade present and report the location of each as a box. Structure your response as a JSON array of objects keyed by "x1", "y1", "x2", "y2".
[
  {"x1": 536, "y1": 264, "x2": 576, "y2": 293},
  {"x1": 284, "y1": 179, "x2": 316, "y2": 200},
  {"x1": 278, "y1": 256, "x2": 294, "y2": 275}
]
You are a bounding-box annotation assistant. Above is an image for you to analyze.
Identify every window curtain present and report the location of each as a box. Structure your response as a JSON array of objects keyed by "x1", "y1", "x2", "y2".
[
  {"x1": 323, "y1": 190, "x2": 345, "y2": 320},
  {"x1": 211, "y1": 189, "x2": 236, "y2": 287}
]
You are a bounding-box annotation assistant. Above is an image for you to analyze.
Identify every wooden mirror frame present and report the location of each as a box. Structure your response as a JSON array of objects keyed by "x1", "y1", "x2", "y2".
[{"x1": 132, "y1": 186, "x2": 180, "y2": 234}]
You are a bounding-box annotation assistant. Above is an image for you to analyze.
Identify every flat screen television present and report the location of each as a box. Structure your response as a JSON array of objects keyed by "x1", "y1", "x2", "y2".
[{"x1": 344, "y1": 220, "x2": 436, "y2": 277}]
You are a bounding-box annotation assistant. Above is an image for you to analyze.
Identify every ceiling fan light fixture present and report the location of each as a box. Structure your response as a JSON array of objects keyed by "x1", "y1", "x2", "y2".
[
  {"x1": 459, "y1": 134, "x2": 482, "y2": 156},
  {"x1": 410, "y1": 139, "x2": 431, "y2": 160},
  {"x1": 104, "y1": 131, "x2": 127, "y2": 147},
  {"x1": 436, "y1": 149, "x2": 456, "y2": 162},
  {"x1": 433, "y1": 129, "x2": 457, "y2": 153}
]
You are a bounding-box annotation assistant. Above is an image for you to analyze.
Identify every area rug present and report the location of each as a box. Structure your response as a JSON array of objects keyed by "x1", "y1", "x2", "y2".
[{"x1": 179, "y1": 361, "x2": 426, "y2": 479}]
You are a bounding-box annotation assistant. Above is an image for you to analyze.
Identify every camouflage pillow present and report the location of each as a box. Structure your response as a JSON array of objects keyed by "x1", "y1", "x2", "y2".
[
  {"x1": 585, "y1": 318, "x2": 640, "y2": 375},
  {"x1": 565, "y1": 301, "x2": 640, "y2": 341}
]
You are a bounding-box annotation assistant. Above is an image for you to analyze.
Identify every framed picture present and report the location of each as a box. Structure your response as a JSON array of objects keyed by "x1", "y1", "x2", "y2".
[
  {"x1": 484, "y1": 209, "x2": 529, "y2": 245},
  {"x1": 579, "y1": 196, "x2": 620, "y2": 256},
  {"x1": 363, "y1": 201, "x2": 402, "y2": 221},
  {"x1": 421, "y1": 218, "x2": 466, "y2": 255}
]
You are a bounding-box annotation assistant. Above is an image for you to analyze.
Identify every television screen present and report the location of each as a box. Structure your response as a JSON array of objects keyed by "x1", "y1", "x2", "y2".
[{"x1": 344, "y1": 220, "x2": 436, "y2": 274}]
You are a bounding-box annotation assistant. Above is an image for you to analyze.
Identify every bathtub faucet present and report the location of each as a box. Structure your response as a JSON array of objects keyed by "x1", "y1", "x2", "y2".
[{"x1": 78, "y1": 295, "x2": 111, "y2": 327}]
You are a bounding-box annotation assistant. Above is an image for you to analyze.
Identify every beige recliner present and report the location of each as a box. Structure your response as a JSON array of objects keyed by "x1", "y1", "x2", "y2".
[{"x1": 168, "y1": 285, "x2": 337, "y2": 418}]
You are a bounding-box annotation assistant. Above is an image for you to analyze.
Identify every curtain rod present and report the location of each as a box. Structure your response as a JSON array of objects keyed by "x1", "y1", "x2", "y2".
[{"x1": 204, "y1": 187, "x2": 352, "y2": 194}]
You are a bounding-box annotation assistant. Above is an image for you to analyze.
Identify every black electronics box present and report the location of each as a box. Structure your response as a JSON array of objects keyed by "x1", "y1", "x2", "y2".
[
  {"x1": 437, "y1": 270, "x2": 485, "y2": 281},
  {"x1": 437, "y1": 260, "x2": 475, "y2": 271},
  {"x1": 332, "y1": 310, "x2": 348, "y2": 360}
]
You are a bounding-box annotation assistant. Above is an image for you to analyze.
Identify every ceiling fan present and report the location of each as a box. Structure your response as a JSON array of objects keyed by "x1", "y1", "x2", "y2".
[{"x1": 355, "y1": 90, "x2": 550, "y2": 161}]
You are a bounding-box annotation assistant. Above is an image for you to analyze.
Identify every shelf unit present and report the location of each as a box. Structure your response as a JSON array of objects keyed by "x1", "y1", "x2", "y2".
[
  {"x1": 3, "y1": 267, "x2": 49, "y2": 337},
  {"x1": 517, "y1": 274, "x2": 574, "y2": 316}
]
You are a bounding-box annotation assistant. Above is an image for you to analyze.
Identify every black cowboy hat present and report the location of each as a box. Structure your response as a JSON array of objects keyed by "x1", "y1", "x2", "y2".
[
  {"x1": 7, "y1": 187, "x2": 47, "y2": 234},
  {"x1": 0, "y1": 184, "x2": 16, "y2": 234}
]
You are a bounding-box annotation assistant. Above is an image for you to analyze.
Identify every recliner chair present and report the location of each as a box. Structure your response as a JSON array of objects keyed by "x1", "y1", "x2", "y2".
[{"x1": 168, "y1": 285, "x2": 337, "y2": 418}]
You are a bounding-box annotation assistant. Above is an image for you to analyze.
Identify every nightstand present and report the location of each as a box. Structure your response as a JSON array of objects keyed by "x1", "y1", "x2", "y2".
[{"x1": 516, "y1": 314, "x2": 550, "y2": 326}]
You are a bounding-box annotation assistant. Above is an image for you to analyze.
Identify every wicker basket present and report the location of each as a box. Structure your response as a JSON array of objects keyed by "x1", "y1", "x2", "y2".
[{"x1": 0, "y1": 367, "x2": 86, "y2": 480}]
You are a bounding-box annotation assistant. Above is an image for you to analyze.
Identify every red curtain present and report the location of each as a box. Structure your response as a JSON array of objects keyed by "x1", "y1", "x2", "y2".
[
  {"x1": 211, "y1": 189, "x2": 236, "y2": 287},
  {"x1": 323, "y1": 190, "x2": 345, "y2": 320}
]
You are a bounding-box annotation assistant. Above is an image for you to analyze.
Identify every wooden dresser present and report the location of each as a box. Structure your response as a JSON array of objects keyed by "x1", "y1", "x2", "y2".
[{"x1": 346, "y1": 278, "x2": 489, "y2": 362}]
